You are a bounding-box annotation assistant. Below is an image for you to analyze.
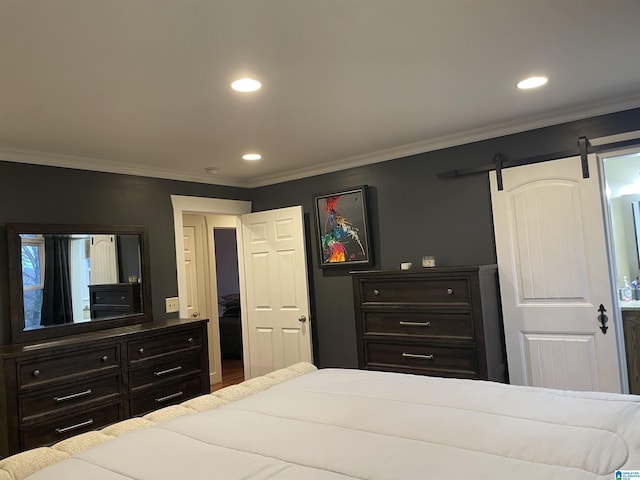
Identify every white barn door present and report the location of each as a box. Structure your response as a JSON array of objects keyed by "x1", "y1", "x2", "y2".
[
  {"x1": 490, "y1": 154, "x2": 622, "y2": 392},
  {"x1": 89, "y1": 235, "x2": 118, "y2": 285},
  {"x1": 241, "y1": 206, "x2": 313, "y2": 378}
]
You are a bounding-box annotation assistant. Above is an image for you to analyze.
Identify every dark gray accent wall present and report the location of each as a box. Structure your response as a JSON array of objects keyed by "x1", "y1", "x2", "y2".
[
  {"x1": 251, "y1": 108, "x2": 640, "y2": 369},
  {"x1": 2, "y1": 108, "x2": 640, "y2": 366},
  {"x1": 0, "y1": 162, "x2": 250, "y2": 345}
]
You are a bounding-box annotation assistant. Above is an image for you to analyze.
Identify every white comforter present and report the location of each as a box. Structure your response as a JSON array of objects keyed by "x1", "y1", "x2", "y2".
[{"x1": 27, "y1": 368, "x2": 640, "y2": 479}]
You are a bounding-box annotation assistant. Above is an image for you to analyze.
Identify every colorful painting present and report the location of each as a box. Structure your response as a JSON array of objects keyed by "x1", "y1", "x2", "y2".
[{"x1": 314, "y1": 186, "x2": 372, "y2": 268}]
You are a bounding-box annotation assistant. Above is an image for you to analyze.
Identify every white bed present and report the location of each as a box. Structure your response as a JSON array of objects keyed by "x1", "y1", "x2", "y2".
[{"x1": 6, "y1": 364, "x2": 640, "y2": 479}]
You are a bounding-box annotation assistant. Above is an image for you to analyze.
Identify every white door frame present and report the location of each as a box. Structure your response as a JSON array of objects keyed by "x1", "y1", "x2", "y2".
[
  {"x1": 598, "y1": 146, "x2": 640, "y2": 393},
  {"x1": 171, "y1": 195, "x2": 252, "y2": 379},
  {"x1": 589, "y1": 131, "x2": 640, "y2": 392}
]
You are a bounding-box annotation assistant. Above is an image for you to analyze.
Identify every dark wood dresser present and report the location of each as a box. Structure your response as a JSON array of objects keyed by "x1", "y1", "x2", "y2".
[
  {"x1": 351, "y1": 266, "x2": 507, "y2": 382},
  {"x1": 89, "y1": 283, "x2": 142, "y2": 319},
  {"x1": 0, "y1": 317, "x2": 209, "y2": 456}
]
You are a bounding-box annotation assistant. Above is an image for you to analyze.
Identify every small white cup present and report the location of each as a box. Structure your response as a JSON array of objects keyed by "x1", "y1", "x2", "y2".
[
  {"x1": 422, "y1": 256, "x2": 436, "y2": 268},
  {"x1": 400, "y1": 262, "x2": 412, "y2": 270}
]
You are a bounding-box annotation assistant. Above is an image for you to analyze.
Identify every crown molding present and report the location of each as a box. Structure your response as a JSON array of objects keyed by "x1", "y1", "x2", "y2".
[
  {"x1": 0, "y1": 148, "x2": 252, "y2": 188},
  {"x1": 247, "y1": 94, "x2": 640, "y2": 187},
  {"x1": 2, "y1": 94, "x2": 640, "y2": 189}
]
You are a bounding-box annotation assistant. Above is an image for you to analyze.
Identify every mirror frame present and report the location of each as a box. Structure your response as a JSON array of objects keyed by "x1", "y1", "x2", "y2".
[{"x1": 7, "y1": 223, "x2": 153, "y2": 344}]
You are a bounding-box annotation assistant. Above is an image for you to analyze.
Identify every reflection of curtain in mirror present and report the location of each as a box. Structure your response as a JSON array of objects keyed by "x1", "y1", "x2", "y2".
[
  {"x1": 90, "y1": 235, "x2": 119, "y2": 285},
  {"x1": 41, "y1": 235, "x2": 73, "y2": 326}
]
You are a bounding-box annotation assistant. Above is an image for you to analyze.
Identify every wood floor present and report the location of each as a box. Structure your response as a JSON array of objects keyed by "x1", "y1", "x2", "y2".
[{"x1": 210, "y1": 358, "x2": 244, "y2": 392}]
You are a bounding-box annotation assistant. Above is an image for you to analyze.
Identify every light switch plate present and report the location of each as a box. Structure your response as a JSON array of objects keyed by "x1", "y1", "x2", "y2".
[{"x1": 165, "y1": 297, "x2": 179, "y2": 313}]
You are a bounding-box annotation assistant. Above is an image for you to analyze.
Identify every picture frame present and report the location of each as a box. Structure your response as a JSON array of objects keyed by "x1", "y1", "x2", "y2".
[{"x1": 313, "y1": 185, "x2": 373, "y2": 268}]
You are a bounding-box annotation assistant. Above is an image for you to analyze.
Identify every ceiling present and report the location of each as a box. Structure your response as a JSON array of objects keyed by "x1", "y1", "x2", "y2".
[{"x1": 1, "y1": 1, "x2": 640, "y2": 188}]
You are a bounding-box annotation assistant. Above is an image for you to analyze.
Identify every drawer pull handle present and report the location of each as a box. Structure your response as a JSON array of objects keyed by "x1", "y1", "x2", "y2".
[
  {"x1": 32, "y1": 369, "x2": 40, "y2": 377},
  {"x1": 55, "y1": 418, "x2": 94, "y2": 435},
  {"x1": 121, "y1": 296, "x2": 127, "y2": 300},
  {"x1": 402, "y1": 352, "x2": 434, "y2": 360},
  {"x1": 95, "y1": 296, "x2": 101, "y2": 300},
  {"x1": 447, "y1": 288, "x2": 453, "y2": 295},
  {"x1": 154, "y1": 366, "x2": 183, "y2": 377},
  {"x1": 155, "y1": 391, "x2": 184, "y2": 404},
  {"x1": 101, "y1": 355, "x2": 109, "y2": 362},
  {"x1": 399, "y1": 321, "x2": 431, "y2": 327},
  {"x1": 54, "y1": 389, "x2": 92, "y2": 403},
  {"x1": 373, "y1": 289, "x2": 380, "y2": 296},
  {"x1": 138, "y1": 347, "x2": 144, "y2": 354},
  {"x1": 187, "y1": 337, "x2": 194, "y2": 344}
]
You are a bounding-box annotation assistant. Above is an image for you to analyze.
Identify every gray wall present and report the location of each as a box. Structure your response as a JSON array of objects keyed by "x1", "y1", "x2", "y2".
[
  {"x1": 251, "y1": 108, "x2": 640, "y2": 368},
  {"x1": 0, "y1": 163, "x2": 250, "y2": 345},
  {"x1": 2, "y1": 107, "x2": 640, "y2": 368}
]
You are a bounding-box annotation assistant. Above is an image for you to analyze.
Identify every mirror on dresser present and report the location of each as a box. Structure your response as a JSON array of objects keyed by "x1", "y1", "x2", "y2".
[{"x1": 6, "y1": 223, "x2": 153, "y2": 344}]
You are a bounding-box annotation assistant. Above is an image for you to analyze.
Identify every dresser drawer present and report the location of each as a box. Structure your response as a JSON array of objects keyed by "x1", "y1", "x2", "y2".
[
  {"x1": 363, "y1": 311, "x2": 474, "y2": 340},
  {"x1": 365, "y1": 341, "x2": 479, "y2": 377},
  {"x1": 91, "y1": 289, "x2": 134, "y2": 306},
  {"x1": 21, "y1": 402, "x2": 122, "y2": 450},
  {"x1": 129, "y1": 353, "x2": 203, "y2": 391},
  {"x1": 129, "y1": 377, "x2": 204, "y2": 416},
  {"x1": 128, "y1": 328, "x2": 202, "y2": 363},
  {"x1": 360, "y1": 278, "x2": 470, "y2": 305},
  {"x1": 19, "y1": 374, "x2": 121, "y2": 422},
  {"x1": 18, "y1": 346, "x2": 120, "y2": 389}
]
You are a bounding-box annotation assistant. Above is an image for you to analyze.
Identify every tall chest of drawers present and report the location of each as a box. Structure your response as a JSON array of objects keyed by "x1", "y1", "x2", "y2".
[
  {"x1": 351, "y1": 266, "x2": 507, "y2": 382},
  {"x1": 0, "y1": 318, "x2": 209, "y2": 457}
]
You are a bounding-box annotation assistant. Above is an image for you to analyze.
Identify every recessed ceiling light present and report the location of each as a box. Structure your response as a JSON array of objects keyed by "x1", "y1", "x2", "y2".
[
  {"x1": 242, "y1": 153, "x2": 262, "y2": 161},
  {"x1": 231, "y1": 77, "x2": 262, "y2": 92},
  {"x1": 517, "y1": 76, "x2": 548, "y2": 90}
]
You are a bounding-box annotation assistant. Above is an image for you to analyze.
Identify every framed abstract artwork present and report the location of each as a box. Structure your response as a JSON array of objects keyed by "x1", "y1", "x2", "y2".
[{"x1": 313, "y1": 185, "x2": 373, "y2": 268}]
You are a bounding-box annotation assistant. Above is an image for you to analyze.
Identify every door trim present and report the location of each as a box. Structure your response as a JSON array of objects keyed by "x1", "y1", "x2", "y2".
[
  {"x1": 171, "y1": 196, "x2": 252, "y2": 381},
  {"x1": 597, "y1": 148, "x2": 640, "y2": 393}
]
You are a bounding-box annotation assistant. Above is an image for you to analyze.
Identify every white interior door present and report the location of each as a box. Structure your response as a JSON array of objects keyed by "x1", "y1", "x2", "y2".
[
  {"x1": 183, "y1": 214, "x2": 222, "y2": 385},
  {"x1": 240, "y1": 205, "x2": 313, "y2": 378},
  {"x1": 89, "y1": 234, "x2": 118, "y2": 285},
  {"x1": 490, "y1": 154, "x2": 622, "y2": 392}
]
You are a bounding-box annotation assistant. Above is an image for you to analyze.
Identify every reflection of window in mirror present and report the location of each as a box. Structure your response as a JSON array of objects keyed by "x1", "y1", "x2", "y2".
[
  {"x1": 20, "y1": 234, "x2": 94, "y2": 328},
  {"x1": 20, "y1": 234, "x2": 45, "y2": 330}
]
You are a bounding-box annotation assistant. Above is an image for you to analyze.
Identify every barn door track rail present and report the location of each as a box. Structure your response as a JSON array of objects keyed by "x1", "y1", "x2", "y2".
[{"x1": 438, "y1": 136, "x2": 640, "y2": 190}]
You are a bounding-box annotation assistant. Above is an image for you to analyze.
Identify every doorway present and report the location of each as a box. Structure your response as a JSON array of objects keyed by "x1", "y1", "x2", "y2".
[
  {"x1": 213, "y1": 227, "x2": 244, "y2": 388},
  {"x1": 602, "y1": 146, "x2": 640, "y2": 394},
  {"x1": 173, "y1": 197, "x2": 314, "y2": 382},
  {"x1": 171, "y1": 196, "x2": 252, "y2": 383}
]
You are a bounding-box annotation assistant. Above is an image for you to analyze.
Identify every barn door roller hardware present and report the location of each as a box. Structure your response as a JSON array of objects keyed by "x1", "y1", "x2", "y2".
[
  {"x1": 494, "y1": 153, "x2": 504, "y2": 191},
  {"x1": 578, "y1": 136, "x2": 590, "y2": 180},
  {"x1": 438, "y1": 135, "x2": 640, "y2": 190}
]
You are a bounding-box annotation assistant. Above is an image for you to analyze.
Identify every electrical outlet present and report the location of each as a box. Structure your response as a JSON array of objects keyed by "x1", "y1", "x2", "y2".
[{"x1": 165, "y1": 297, "x2": 179, "y2": 313}]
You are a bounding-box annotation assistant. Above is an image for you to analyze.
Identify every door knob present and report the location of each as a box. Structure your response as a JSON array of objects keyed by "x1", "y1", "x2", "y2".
[
  {"x1": 192, "y1": 311, "x2": 199, "y2": 318},
  {"x1": 298, "y1": 315, "x2": 307, "y2": 323}
]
